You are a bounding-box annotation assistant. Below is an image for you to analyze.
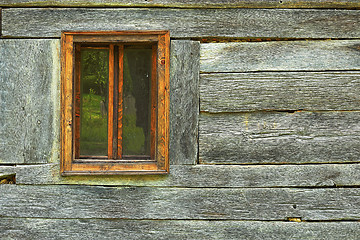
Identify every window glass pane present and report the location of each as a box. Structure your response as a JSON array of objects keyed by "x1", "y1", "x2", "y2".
[
  {"x1": 123, "y1": 47, "x2": 152, "y2": 156},
  {"x1": 80, "y1": 49, "x2": 109, "y2": 156}
]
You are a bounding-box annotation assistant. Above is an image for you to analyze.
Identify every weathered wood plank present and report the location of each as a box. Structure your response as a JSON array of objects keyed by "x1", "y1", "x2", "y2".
[
  {"x1": 1, "y1": 185, "x2": 360, "y2": 220},
  {"x1": 0, "y1": 39, "x2": 60, "y2": 164},
  {"x1": 3, "y1": 8, "x2": 360, "y2": 38},
  {"x1": 201, "y1": 41, "x2": 360, "y2": 72},
  {"x1": 200, "y1": 72, "x2": 360, "y2": 112},
  {"x1": 15, "y1": 163, "x2": 360, "y2": 187},
  {"x1": 170, "y1": 40, "x2": 200, "y2": 165},
  {"x1": 1, "y1": 0, "x2": 359, "y2": 9},
  {"x1": 1, "y1": 218, "x2": 360, "y2": 240},
  {"x1": 0, "y1": 166, "x2": 15, "y2": 178},
  {"x1": 199, "y1": 111, "x2": 360, "y2": 164}
]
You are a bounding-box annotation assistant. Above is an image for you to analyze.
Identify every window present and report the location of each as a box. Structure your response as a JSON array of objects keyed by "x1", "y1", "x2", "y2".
[{"x1": 60, "y1": 31, "x2": 170, "y2": 175}]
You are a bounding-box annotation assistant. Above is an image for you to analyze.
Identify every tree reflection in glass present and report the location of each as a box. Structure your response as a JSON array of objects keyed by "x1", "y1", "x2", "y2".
[
  {"x1": 79, "y1": 49, "x2": 109, "y2": 156},
  {"x1": 123, "y1": 47, "x2": 152, "y2": 156}
]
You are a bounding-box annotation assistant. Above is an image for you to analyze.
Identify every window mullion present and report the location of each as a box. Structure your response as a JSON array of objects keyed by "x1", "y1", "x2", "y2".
[
  {"x1": 108, "y1": 44, "x2": 115, "y2": 159},
  {"x1": 117, "y1": 45, "x2": 124, "y2": 159}
]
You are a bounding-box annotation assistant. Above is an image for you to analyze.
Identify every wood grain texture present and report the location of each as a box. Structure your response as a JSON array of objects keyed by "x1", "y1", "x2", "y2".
[
  {"x1": 2, "y1": 8, "x2": 360, "y2": 38},
  {"x1": 155, "y1": 32, "x2": 170, "y2": 171},
  {"x1": 1, "y1": 0, "x2": 359, "y2": 9},
  {"x1": 200, "y1": 72, "x2": 360, "y2": 112},
  {"x1": 170, "y1": 40, "x2": 200, "y2": 165},
  {"x1": 61, "y1": 34, "x2": 74, "y2": 173},
  {"x1": 200, "y1": 40, "x2": 360, "y2": 73},
  {"x1": 2, "y1": 218, "x2": 360, "y2": 240},
  {"x1": 15, "y1": 163, "x2": 360, "y2": 187},
  {"x1": 199, "y1": 111, "x2": 360, "y2": 164},
  {"x1": 107, "y1": 44, "x2": 114, "y2": 159},
  {"x1": 74, "y1": 45, "x2": 81, "y2": 159},
  {"x1": 0, "y1": 39, "x2": 60, "y2": 164},
  {"x1": 150, "y1": 44, "x2": 157, "y2": 160},
  {"x1": 1, "y1": 185, "x2": 360, "y2": 220},
  {"x1": 0, "y1": 166, "x2": 16, "y2": 178},
  {"x1": 117, "y1": 45, "x2": 124, "y2": 159}
]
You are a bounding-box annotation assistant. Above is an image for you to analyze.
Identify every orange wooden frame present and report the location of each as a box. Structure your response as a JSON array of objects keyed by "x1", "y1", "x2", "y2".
[{"x1": 60, "y1": 31, "x2": 170, "y2": 175}]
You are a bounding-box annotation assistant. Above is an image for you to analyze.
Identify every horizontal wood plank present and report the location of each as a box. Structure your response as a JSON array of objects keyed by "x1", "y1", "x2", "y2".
[
  {"x1": 1, "y1": 185, "x2": 360, "y2": 220},
  {"x1": 0, "y1": 166, "x2": 16, "y2": 178},
  {"x1": 0, "y1": 39, "x2": 60, "y2": 164},
  {"x1": 1, "y1": 0, "x2": 359, "y2": 9},
  {"x1": 200, "y1": 40, "x2": 360, "y2": 72},
  {"x1": 1, "y1": 218, "x2": 360, "y2": 239},
  {"x1": 170, "y1": 40, "x2": 200, "y2": 164},
  {"x1": 200, "y1": 72, "x2": 360, "y2": 112},
  {"x1": 199, "y1": 111, "x2": 360, "y2": 164},
  {"x1": 2, "y1": 8, "x2": 360, "y2": 38},
  {"x1": 15, "y1": 163, "x2": 360, "y2": 187}
]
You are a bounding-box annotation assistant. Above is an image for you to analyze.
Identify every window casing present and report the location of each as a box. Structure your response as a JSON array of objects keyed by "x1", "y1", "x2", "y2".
[{"x1": 60, "y1": 31, "x2": 170, "y2": 175}]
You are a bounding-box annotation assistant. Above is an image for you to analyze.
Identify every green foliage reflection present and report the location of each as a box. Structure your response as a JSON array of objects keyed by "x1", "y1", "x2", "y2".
[
  {"x1": 80, "y1": 93, "x2": 108, "y2": 155},
  {"x1": 79, "y1": 48, "x2": 146, "y2": 156},
  {"x1": 80, "y1": 49, "x2": 109, "y2": 156}
]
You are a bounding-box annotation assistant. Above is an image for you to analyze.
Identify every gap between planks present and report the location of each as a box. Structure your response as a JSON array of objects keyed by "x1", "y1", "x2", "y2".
[{"x1": 1, "y1": 217, "x2": 360, "y2": 223}]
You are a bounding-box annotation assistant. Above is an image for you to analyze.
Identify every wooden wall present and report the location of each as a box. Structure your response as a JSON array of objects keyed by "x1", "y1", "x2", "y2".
[{"x1": 1, "y1": 1, "x2": 360, "y2": 239}]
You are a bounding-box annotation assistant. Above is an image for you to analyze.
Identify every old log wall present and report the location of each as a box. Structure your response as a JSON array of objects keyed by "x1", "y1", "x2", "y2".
[{"x1": 1, "y1": 1, "x2": 359, "y2": 239}]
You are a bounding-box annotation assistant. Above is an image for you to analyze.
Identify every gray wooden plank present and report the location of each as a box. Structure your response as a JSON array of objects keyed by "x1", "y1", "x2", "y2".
[
  {"x1": 0, "y1": 166, "x2": 15, "y2": 178},
  {"x1": 0, "y1": 39, "x2": 60, "y2": 164},
  {"x1": 170, "y1": 40, "x2": 200, "y2": 165},
  {"x1": 15, "y1": 163, "x2": 360, "y2": 187},
  {"x1": 199, "y1": 111, "x2": 360, "y2": 164},
  {"x1": 200, "y1": 41, "x2": 360, "y2": 72},
  {"x1": 1, "y1": 0, "x2": 360, "y2": 8},
  {"x1": 1, "y1": 185, "x2": 360, "y2": 220},
  {"x1": 3, "y1": 8, "x2": 360, "y2": 38},
  {"x1": 1, "y1": 218, "x2": 360, "y2": 240},
  {"x1": 200, "y1": 72, "x2": 360, "y2": 112}
]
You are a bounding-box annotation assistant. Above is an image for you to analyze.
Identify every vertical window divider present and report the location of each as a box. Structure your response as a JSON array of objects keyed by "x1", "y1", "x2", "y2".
[
  {"x1": 117, "y1": 45, "x2": 124, "y2": 159},
  {"x1": 108, "y1": 44, "x2": 115, "y2": 159},
  {"x1": 112, "y1": 45, "x2": 119, "y2": 159}
]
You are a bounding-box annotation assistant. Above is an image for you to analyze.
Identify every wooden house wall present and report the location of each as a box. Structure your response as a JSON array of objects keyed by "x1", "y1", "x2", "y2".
[{"x1": 1, "y1": 1, "x2": 360, "y2": 239}]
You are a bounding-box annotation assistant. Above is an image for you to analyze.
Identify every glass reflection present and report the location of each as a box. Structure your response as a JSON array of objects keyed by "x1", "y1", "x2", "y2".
[
  {"x1": 123, "y1": 47, "x2": 152, "y2": 156},
  {"x1": 80, "y1": 49, "x2": 109, "y2": 156}
]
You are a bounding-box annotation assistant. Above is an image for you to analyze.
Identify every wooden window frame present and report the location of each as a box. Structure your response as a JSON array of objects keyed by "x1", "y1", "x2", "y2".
[{"x1": 60, "y1": 31, "x2": 170, "y2": 175}]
